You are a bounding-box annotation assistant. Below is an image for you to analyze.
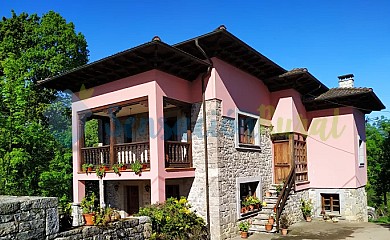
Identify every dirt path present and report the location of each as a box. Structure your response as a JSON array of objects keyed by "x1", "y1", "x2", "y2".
[{"x1": 241, "y1": 220, "x2": 390, "y2": 240}]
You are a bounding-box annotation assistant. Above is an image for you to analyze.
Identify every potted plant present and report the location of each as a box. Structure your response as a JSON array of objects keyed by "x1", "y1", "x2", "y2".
[
  {"x1": 268, "y1": 213, "x2": 275, "y2": 225},
  {"x1": 80, "y1": 193, "x2": 97, "y2": 226},
  {"x1": 275, "y1": 184, "x2": 282, "y2": 196},
  {"x1": 96, "y1": 165, "x2": 106, "y2": 178},
  {"x1": 112, "y1": 163, "x2": 125, "y2": 175},
  {"x1": 82, "y1": 163, "x2": 94, "y2": 173},
  {"x1": 241, "y1": 199, "x2": 249, "y2": 213},
  {"x1": 300, "y1": 199, "x2": 313, "y2": 222},
  {"x1": 265, "y1": 191, "x2": 272, "y2": 197},
  {"x1": 238, "y1": 221, "x2": 250, "y2": 238},
  {"x1": 279, "y1": 215, "x2": 290, "y2": 236},
  {"x1": 265, "y1": 221, "x2": 273, "y2": 232},
  {"x1": 131, "y1": 161, "x2": 142, "y2": 175}
]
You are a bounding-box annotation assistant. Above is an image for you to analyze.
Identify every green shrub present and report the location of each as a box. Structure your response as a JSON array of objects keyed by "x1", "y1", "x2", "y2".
[{"x1": 136, "y1": 197, "x2": 208, "y2": 239}]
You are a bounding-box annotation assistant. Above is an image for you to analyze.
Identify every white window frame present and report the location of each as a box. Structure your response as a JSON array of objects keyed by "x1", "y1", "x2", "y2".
[
  {"x1": 235, "y1": 109, "x2": 261, "y2": 150},
  {"x1": 236, "y1": 176, "x2": 262, "y2": 219},
  {"x1": 358, "y1": 137, "x2": 365, "y2": 167}
]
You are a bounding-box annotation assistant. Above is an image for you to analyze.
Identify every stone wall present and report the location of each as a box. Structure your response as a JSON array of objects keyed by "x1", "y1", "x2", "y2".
[
  {"x1": 308, "y1": 187, "x2": 368, "y2": 222},
  {"x1": 0, "y1": 196, "x2": 151, "y2": 240},
  {"x1": 55, "y1": 216, "x2": 151, "y2": 240},
  {"x1": 0, "y1": 196, "x2": 59, "y2": 240},
  {"x1": 188, "y1": 99, "x2": 273, "y2": 240},
  {"x1": 281, "y1": 189, "x2": 309, "y2": 224}
]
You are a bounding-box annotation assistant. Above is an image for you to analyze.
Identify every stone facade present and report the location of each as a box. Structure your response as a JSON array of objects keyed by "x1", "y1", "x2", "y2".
[
  {"x1": 0, "y1": 196, "x2": 151, "y2": 240},
  {"x1": 281, "y1": 189, "x2": 309, "y2": 224},
  {"x1": 188, "y1": 99, "x2": 273, "y2": 240},
  {"x1": 0, "y1": 196, "x2": 59, "y2": 240},
  {"x1": 308, "y1": 186, "x2": 368, "y2": 222}
]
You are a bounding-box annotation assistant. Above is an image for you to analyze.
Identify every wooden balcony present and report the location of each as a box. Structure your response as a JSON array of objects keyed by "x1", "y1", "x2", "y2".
[
  {"x1": 81, "y1": 141, "x2": 193, "y2": 170},
  {"x1": 165, "y1": 141, "x2": 192, "y2": 168}
]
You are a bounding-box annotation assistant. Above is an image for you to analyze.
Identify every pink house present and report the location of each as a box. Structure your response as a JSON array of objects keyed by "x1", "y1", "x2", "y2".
[{"x1": 40, "y1": 26, "x2": 384, "y2": 239}]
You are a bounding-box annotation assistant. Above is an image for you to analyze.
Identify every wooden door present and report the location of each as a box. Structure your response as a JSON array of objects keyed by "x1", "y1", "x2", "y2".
[
  {"x1": 273, "y1": 140, "x2": 291, "y2": 184},
  {"x1": 126, "y1": 186, "x2": 139, "y2": 215}
]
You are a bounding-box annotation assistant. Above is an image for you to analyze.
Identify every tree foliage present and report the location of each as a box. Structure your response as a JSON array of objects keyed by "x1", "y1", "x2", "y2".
[
  {"x1": 0, "y1": 10, "x2": 88, "y2": 203},
  {"x1": 366, "y1": 116, "x2": 390, "y2": 208}
]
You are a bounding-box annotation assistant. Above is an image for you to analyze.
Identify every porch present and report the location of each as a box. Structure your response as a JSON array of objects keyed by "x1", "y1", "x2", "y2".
[{"x1": 78, "y1": 97, "x2": 193, "y2": 173}]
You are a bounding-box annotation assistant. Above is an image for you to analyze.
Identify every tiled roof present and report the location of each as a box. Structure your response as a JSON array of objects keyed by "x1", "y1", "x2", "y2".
[{"x1": 314, "y1": 87, "x2": 373, "y2": 100}]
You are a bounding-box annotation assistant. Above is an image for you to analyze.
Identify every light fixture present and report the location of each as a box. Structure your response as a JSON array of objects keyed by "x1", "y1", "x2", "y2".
[{"x1": 145, "y1": 184, "x2": 150, "y2": 192}]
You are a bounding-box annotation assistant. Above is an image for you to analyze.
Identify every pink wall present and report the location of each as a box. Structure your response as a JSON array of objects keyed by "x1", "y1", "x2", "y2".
[
  {"x1": 306, "y1": 107, "x2": 361, "y2": 188},
  {"x1": 353, "y1": 109, "x2": 367, "y2": 187},
  {"x1": 271, "y1": 89, "x2": 308, "y2": 134},
  {"x1": 212, "y1": 58, "x2": 271, "y2": 117}
]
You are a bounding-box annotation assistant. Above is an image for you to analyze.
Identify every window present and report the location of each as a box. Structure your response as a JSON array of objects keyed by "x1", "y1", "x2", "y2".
[
  {"x1": 358, "y1": 139, "x2": 365, "y2": 167},
  {"x1": 321, "y1": 193, "x2": 340, "y2": 213},
  {"x1": 166, "y1": 185, "x2": 180, "y2": 199},
  {"x1": 236, "y1": 110, "x2": 260, "y2": 149},
  {"x1": 236, "y1": 177, "x2": 262, "y2": 218}
]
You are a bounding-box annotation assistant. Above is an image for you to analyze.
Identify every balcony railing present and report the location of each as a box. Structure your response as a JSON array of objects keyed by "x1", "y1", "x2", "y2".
[
  {"x1": 114, "y1": 141, "x2": 150, "y2": 167},
  {"x1": 81, "y1": 145, "x2": 110, "y2": 166},
  {"x1": 165, "y1": 141, "x2": 192, "y2": 168},
  {"x1": 81, "y1": 141, "x2": 193, "y2": 170}
]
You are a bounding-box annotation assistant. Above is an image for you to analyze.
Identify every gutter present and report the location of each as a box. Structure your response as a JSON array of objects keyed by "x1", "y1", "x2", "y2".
[{"x1": 195, "y1": 38, "x2": 213, "y2": 234}]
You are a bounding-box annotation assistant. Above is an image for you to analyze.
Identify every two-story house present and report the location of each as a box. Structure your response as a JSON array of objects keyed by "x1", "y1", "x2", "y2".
[{"x1": 39, "y1": 26, "x2": 384, "y2": 239}]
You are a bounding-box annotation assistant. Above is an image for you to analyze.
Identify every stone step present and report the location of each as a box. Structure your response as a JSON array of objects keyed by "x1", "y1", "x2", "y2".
[{"x1": 249, "y1": 225, "x2": 277, "y2": 233}]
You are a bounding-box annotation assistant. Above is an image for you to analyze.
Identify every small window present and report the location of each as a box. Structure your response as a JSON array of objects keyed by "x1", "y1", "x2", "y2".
[
  {"x1": 321, "y1": 193, "x2": 340, "y2": 213},
  {"x1": 166, "y1": 185, "x2": 180, "y2": 199},
  {"x1": 358, "y1": 139, "x2": 365, "y2": 166},
  {"x1": 236, "y1": 110, "x2": 260, "y2": 149},
  {"x1": 239, "y1": 181, "x2": 260, "y2": 216},
  {"x1": 238, "y1": 114, "x2": 256, "y2": 145}
]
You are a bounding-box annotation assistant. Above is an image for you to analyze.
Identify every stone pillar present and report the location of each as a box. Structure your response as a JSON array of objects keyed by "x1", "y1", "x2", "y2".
[{"x1": 149, "y1": 85, "x2": 166, "y2": 203}]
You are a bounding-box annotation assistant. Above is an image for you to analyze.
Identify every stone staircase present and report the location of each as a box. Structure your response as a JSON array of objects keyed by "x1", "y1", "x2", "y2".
[{"x1": 249, "y1": 185, "x2": 280, "y2": 233}]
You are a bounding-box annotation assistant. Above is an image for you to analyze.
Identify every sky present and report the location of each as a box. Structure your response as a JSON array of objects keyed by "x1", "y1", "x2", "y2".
[{"x1": 1, "y1": 0, "x2": 389, "y2": 118}]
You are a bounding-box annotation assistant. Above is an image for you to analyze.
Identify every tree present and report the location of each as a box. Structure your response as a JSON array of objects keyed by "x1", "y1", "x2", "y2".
[
  {"x1": 0, "y1": 10, "x2": 88, "y2": 202},
  {"x1": 366, "y1": 116, "x2": 390, "y2": 208}
]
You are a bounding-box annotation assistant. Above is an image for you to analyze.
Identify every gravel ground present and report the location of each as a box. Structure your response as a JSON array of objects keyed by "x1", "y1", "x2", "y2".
[{"x1": 233, "y1": 220, "x2": 390, "y2": 240}]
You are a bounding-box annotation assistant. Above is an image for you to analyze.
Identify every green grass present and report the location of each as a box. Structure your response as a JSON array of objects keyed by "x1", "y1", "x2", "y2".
[{"x1": 370, "y1": 216, "x2": 390, "y2": 224}]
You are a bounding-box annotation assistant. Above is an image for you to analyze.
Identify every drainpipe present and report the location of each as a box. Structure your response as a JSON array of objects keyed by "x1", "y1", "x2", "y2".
[{"x1": 195, "y1": 38, "x2": 213, "y2": 234}]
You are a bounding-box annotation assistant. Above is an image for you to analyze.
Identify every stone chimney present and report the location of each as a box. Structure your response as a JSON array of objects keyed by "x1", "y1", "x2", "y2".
[{"x1": 338, "y1": 74, "x2": 354, "y2": 88}]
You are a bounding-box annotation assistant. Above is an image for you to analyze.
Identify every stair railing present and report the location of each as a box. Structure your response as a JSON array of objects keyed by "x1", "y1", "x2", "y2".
[{"x1": 274, "y1": 164, "x2": 295, "y2": 231}]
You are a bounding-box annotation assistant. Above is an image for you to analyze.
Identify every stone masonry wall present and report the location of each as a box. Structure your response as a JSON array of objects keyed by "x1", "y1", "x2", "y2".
[
  {"x1": 0, "y1": 196, "x2": 151, "y2": 240},
  {"x1": 0, "y1": 196, "x2": 59, "y2": 240},
  {"x1": 188, "y1": 99, "x2": 273, "y2": 240},
  {"x1": 55, "y1": 216, "x2": 151, "y2": 240},
  {"x1": 281, "y1": 189, "x2": 309, "y2": 224}
]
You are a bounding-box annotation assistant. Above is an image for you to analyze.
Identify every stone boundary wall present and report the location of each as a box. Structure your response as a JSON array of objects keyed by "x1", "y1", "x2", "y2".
[
  {"x1": 0, "y1": 196, "x2": 59, "y2": 240},
  {"x1": 55, "y1": 216, "x2": 151, "y2": 240},
  {"x1": 0, "y1": 196, "x2": 151, "y2": 240}
]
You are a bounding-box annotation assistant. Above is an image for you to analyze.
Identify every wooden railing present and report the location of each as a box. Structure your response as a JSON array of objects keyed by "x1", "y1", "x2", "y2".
[
  {"x1": 114, "y1": 141, "x2": 150, "y2": 167},
  {"x1": 81, "y1": 145, "x2": 110, "y2": 166},
  {"x1": 274, "y1": 164, "x2": 295, "y2": 231},
  {"x1": 165, "y1": 141, "x2": 192, "y2": 168}
]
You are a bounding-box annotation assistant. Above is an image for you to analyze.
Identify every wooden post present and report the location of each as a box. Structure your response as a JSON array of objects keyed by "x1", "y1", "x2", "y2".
[
  {"x1": 108, "y1": 107, "x2": 121, "y2": 166},
  {"x1": 79, "y1": 114, "x2": 86, "y2": 170}
]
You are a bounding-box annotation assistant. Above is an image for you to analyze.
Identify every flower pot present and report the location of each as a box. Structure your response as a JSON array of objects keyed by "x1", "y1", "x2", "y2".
[
  {"x1": 83, "y1": 213, "x2": 95, "y2": 226},
  {"x1": 268, "y1": 217, "x2": 275, "y2": 225},
  {"x1": 103, "y1": 165, "x2": 109, "y2": 171},
  {"x1": 241, "y1": 207, "x2": 247, "y2": 213},
  {"x1": 249, "y1": 205, "x2": 254, "y2": 211},
  {"x1": 142, "y1": 164, "x2": 148, "y2": 169},
  {"x1": 281, "y1": 228, "x2": 288, "y2": 235},
  {"x1": 306, "y1": 216, "x2": 312, "y2": 222},
  {"x1": 87, "y1": 167, "x2": 93, "y2": 172},
  {"x1": 265, "y1": 222, "x2": 273, "y2": 232},
  {"x1": 120, "y1": 165, "x2": 127, "y2": 171},
  {"x1": 266, "y1": 191, "x2": 271, "y2": 197},
  {"x1": 240, "y1": 231, "x2": 248, "y2": 238}
]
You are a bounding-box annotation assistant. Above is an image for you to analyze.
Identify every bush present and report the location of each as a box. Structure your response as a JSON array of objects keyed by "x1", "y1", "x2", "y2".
[{"x1": 136, "y1": 197, "x2": 208, "y2": 240}]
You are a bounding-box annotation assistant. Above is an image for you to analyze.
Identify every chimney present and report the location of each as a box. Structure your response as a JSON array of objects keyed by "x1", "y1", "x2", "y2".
[{"x1": 338, "y1": 74, "x2": 354, "y2": 88}]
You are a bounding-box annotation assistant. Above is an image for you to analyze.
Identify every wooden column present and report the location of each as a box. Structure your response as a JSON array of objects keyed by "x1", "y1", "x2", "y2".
[
  {"x1": 108, "y1": 107, "x2": 121, "y2": 166},
  {"x1": 78, "y1": 114, "x2": 87, "y2": 169}
]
